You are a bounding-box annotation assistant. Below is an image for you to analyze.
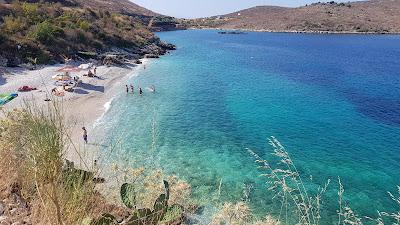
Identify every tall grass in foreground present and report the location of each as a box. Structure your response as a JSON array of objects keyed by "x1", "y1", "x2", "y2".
[
  {"x1": 246, "y1": 137, "x2": 400, "y2": 225},
  {"x1": 0, "y1": 102, "x2": 97, "y2": 224},
  {"x1": 0, "y1": 102, "x2": 193, "y2": 224}
]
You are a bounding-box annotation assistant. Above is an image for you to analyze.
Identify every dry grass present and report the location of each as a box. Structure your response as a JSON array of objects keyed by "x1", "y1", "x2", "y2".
[
  {"x1": 0, "y1": 102, "x2": 194, "y2": 224},
  {"x1": 211, "y1": 201, "x2": 281, "y2": 225},
  {"x1": 247, "y1": 136, "x2": 400, "y2": 225},
  {"x1": 0, "y1": 102, "x2": 98, "y2": 224}
]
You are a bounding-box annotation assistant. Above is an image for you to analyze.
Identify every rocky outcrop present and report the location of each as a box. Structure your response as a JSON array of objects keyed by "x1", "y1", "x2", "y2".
[
  {"x1": 0, "y1": 183, "x2": 31, "y2": 224},
  {"x1": 0, "y1": 56, "x2": 7, "y2": 67},
  {"x1": 0, "y1": 1, "x2": 177, "y2": 67}
]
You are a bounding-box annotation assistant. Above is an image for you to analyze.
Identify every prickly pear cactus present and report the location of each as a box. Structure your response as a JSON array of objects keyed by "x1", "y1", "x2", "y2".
[
  {"x1": 126, "y1": 208, "x2": 152, "y2": 225},
  {"x1": 91, "y1": 214, "x2": 118, "y2": 225},
  {"x1": 121, "y1": 183, "x2": 136, "y2": 209}
]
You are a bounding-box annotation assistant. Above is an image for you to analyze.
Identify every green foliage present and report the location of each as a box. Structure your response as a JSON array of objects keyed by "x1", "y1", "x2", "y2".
[
  {"x1": 22, "y1": 2, "x2": 40, "y2": 23},
  {"x1": 0, "y1": 1, "x2": 162, "y2": 64},
  {"x1": 79, "y1": 20, "x2": 90, "y2": 31},
  {"x1": 121, "y1": 183, "x2": 137, "y2": 209},
  {"x1": 30, "y1": 20, "x2": 59, "y2": 43},
  {"x1": 64, "y1": 167, "x2": 95, "y2": 189},
  {"x1": 91, "y1": 214, "x2": 118, "y2": 225},
  {"x1": 127, "y1": 208, "x2": 153, "y2": 225},
  {"x1": 2, "y1": 16, "x2": 26, "y2": 33},
  {"x1": 98, "y1": 180, "x2": 183, "y2": 225},
  {"x1": 159, "y1": 205, "x2": 184, "y2": 225}
]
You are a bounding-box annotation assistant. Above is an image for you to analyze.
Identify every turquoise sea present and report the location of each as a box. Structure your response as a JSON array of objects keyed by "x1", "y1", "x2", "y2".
[{"x1": 96, "y1": 30, "x2": 400, "y2": 223}]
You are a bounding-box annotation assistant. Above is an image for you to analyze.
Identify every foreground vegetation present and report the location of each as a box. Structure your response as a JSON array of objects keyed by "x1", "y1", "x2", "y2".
[
  {"x1": 0, "y1": 102, "x2": 398, "y2": 225},
  {"x1": 0, "y1": 103, "x2": 191, "y2": 224},
  {"x1": 247, "y1": 137, "x2": 400, "y2": 225}
]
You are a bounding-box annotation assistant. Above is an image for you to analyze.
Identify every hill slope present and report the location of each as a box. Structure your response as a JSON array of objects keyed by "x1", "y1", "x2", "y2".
[
  {"x1": 0, "y1": 0, "x2": 177, "y2": 66},
  {"x1": 187, "y1": 0, "x2": 400, "y2": 33},
  {"x1": 74, "y1": 0, "x2": 158, "y2": 17}
]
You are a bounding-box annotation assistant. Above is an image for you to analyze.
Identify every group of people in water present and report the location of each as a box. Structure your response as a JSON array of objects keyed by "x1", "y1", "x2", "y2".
[{"x1": 125, "y1": 84, "x2": 155, "y2": 95}]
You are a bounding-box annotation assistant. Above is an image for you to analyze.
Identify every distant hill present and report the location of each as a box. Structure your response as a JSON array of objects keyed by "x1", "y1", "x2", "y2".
[
  {"x1": 186, "y1": 0, "x2": 400, "y2": 33},
  {"x1": 0, "y1": 0, "x2": 178, "y2": 66}
]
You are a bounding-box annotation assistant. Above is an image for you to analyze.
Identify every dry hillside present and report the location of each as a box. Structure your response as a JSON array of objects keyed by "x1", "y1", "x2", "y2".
[
  {"x1": 188, "y1": 0, "x2": 400, "y2": 33},
  {"x1": 0, "y1": 0, "x2": 177, "y2": 66},
  {"x1": 73, "y1": 0, "x2": 159, "y2": 17}
]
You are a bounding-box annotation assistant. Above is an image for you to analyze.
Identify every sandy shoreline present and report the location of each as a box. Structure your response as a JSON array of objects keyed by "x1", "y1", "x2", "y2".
[{"x1": 0, "y1": 59, "x2": 150, "y2": 170}]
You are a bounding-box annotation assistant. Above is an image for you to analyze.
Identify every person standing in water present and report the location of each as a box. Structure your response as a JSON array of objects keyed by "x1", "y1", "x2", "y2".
[
  {"x1": 82, "y1": 127, "x2": 88, "y2": 144},
  {"x1": 139, "y1": 87, "x2": 143, "y2": 95},
  {"x1": 150, "y1": 85, "x2": 155, "y2": 93},
  {"x1": 130, "y1": 84, "x2": 134, "y2": 93},
  {"x1": 126, "y1": 85, "x2": 129, "y2": 93}
]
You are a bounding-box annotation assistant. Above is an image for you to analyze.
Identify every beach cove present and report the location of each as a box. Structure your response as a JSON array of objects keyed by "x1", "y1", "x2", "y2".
[
  {"x1": 1, "y1": 29, "x2": 400, "y2": 224},
  {"x1": 93, "y1": 30, "x2": 400, "y2": 223},
  {"x1": 0, "y1": 59, "x2": 152, "y2": 169}
]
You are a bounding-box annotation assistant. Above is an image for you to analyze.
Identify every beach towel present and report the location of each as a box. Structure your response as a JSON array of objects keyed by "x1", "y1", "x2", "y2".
[{"x1": 0, "y1": 93, "x2": 18, "y2": 106}]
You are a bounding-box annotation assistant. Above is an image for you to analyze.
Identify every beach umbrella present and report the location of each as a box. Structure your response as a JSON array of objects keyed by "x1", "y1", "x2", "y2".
[
  {"x1": 52, "y1": 74, "x2": 72, "y2": 81},
  {"x1": 56, "y1": 66, "x2": 82, "y2": 73}
]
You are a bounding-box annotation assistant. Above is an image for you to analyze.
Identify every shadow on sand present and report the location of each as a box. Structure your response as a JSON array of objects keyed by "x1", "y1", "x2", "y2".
[
  {"x1": 0, "y1": 75, "x2": 5, "y2": 86},
  {"x1": 79, "y1": 83, "x2": 105, "y2": 93},
  {"x1": 73, "y1": 88, "x2": 89, "y2": 95}
]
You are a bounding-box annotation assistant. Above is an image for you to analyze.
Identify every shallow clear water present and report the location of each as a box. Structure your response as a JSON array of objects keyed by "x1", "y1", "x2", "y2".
[{"x1": 96, "y1": 30, "x2": 400, "y2": 223}]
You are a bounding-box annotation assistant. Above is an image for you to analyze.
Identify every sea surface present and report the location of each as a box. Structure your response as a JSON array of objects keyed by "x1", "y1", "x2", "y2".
[{"x1": 95, "y1": 30, "x2": 400, "y2": 223}]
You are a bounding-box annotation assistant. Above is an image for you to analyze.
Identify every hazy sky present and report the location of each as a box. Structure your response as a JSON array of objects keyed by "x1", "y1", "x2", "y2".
[{"x1": 131, "y1": 0, "x2": 360, "y2": 18}]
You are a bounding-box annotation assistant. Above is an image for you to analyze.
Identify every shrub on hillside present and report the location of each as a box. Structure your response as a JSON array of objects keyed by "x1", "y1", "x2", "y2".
[
  {"x1": 29, "y1": 20, "x2": 61, "y2": 43},
  {"x1": 2, "y1": 15, "x2": 26, "y2": 33},
  {"x1": 79, "y1": 20, "x2": 90, "y2": 31},
  {"x1": 21, "y1": 2, "x2": 41, "y2": 23}
]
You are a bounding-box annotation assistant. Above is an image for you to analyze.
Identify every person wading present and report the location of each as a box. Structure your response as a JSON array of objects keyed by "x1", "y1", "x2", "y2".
[{"x1": 82, "y1": 127, "x2": 88, "y2": 144}]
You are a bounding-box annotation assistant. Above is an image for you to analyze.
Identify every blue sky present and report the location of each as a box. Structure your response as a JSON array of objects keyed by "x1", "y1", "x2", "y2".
[{"x1": 131, "y1": 0, "x2": 360, "y2": 18}]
